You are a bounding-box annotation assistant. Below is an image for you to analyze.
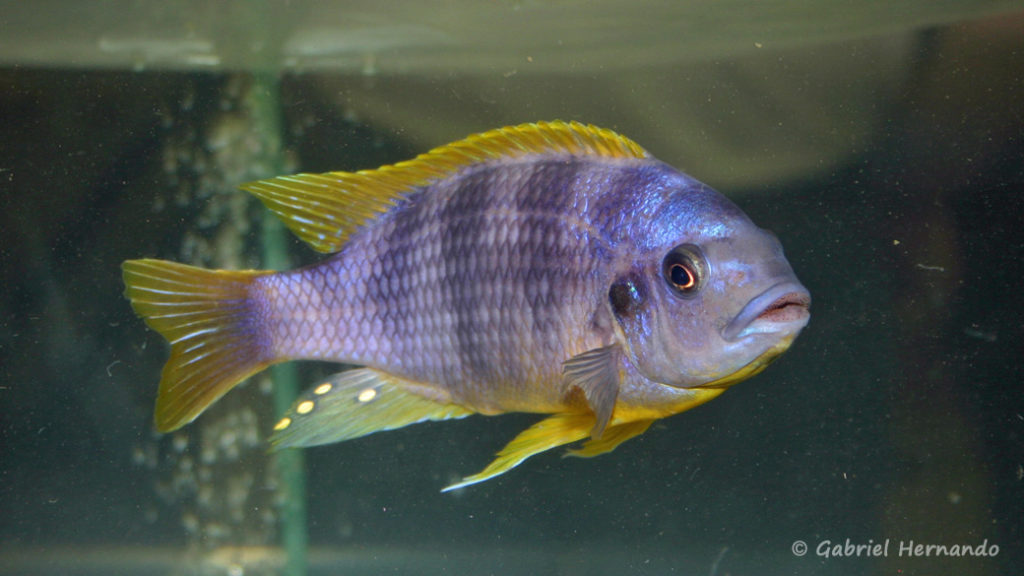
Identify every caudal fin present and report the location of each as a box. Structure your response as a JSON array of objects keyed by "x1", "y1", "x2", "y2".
[{"x1": 122, "y1": 259, "x2": 275, "y2": 432}]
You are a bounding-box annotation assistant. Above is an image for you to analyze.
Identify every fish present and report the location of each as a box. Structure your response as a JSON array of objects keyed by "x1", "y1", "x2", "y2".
[{"x1": 122, "y1": 121, "x2": 810, "y2": 491}]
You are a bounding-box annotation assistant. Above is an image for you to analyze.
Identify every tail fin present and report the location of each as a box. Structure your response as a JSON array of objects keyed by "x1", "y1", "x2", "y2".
[{"x1": 122, "y1": 259, "x2": 275, "y2": 432}]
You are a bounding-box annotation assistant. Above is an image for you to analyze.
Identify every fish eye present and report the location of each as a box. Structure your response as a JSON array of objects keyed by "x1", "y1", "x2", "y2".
[{"x1": 662, "y1": 244, "x2": 705, "y2": 297}]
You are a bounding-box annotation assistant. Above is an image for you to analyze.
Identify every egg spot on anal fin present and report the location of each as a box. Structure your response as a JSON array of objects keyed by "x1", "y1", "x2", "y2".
[{"x1": 270, "y1": 368, "x2": 474, "y2": 449}]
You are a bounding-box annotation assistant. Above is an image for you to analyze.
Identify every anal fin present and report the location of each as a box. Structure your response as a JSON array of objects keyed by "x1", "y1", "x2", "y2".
[
  {"x1": 272, "y1": 368, "x2": 473, "y2": 448},
  {"x1": 442, "y1": 412, "x2": 594, "y2": 492}
]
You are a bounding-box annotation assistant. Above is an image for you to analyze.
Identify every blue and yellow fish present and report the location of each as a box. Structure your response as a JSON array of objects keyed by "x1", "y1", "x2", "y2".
[{"x1": 123, "y1": 121, "x2": 810, "y2": 490}]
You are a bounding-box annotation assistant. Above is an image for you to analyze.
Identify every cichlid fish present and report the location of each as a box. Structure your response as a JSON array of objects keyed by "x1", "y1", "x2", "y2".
[{"x1": 123, "y1": 121, "x2": 810, "y2": 491}]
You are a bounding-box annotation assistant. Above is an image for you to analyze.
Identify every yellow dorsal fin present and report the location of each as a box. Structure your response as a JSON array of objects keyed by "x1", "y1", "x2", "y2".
[{"x1": 241, "y1": 121, "x2": 650, "y2": 253}]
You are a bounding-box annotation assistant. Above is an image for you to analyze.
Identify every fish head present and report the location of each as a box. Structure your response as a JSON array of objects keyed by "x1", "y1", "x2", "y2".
[{"x1": 608, "y1": 175, "x2": 810, "y2": 389}]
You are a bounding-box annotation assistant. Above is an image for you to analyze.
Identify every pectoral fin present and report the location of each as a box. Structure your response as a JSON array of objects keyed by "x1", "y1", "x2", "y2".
[
  {"x1": 272, "y1": 368, "x2": 473, "y2": 448},
  {"x1": 562, "y1": 345, "x2": 622, "y2": 438},
  {"x1": 441, "y1": 412, "x2": 595, "y2": 492}
]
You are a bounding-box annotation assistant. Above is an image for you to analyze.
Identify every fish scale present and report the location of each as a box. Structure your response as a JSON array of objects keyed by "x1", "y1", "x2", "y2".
[{"x1": 122, "y1": 121, "x2": 810, "y2": 490}]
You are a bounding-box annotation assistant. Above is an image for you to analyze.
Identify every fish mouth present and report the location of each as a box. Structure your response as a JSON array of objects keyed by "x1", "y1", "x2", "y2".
[{"x1": 722, "y1": 282, "x2": 811, "y2": 341}]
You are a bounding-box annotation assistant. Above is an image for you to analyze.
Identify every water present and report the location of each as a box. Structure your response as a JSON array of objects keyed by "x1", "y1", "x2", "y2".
[{"x1": 1, "y1": 4, "x2": 1022, "y2": 575}]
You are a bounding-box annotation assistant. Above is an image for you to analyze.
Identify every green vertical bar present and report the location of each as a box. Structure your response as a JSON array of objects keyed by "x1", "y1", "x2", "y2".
[{"x1": 248, "y1": 72, "x2": 308, "y2": 576}]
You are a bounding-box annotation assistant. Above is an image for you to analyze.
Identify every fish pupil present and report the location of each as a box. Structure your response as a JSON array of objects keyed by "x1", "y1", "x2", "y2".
[{"x1": 670, "y1": 264, "x2": 695, "y2": 290}]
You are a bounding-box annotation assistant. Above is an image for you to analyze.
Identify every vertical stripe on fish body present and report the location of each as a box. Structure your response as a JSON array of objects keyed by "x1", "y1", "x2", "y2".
[
  {"x1": 258, "y1": 157, "x2": 646, "y2": 414},
  {"x1": 122, "y1": 121, "x2": 811, "y2": 490}
]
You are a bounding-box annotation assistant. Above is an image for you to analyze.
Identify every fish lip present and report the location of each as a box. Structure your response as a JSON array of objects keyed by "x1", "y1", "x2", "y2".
[{"x1": 722, "y1": 282, "x2": 811, "y2": 341}]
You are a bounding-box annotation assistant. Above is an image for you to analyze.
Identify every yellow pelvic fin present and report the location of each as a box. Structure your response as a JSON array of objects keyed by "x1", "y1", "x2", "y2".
[
  {"x1": 442, "y1": 412, "x2": 596, "y2": 492},
  {"x1": 442, "y1": 386, "x2": 732, "y2": 491},
  {"x1": 240, "y1": 121, "x2": 650, "y2": 253},
  {"x1": 122, "y1": 259, "x2": 275, "y2": 432},
  {"x1": 564, "y1": 419, "x2": 655, "y2": 458},
  {"x1": 272, "y1": 368, "x2": 474, "y2": 448}
]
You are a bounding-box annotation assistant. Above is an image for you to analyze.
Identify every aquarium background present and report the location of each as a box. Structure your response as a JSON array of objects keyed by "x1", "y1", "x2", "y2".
[{"x1": 1, "y1": 2, "x2": 1022, "y2": 575}]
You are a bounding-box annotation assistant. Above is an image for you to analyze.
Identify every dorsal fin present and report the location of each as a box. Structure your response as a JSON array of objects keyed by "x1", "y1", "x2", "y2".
[{"x1": 240, "y1": 121, "x2": 650, "y2": 253}]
